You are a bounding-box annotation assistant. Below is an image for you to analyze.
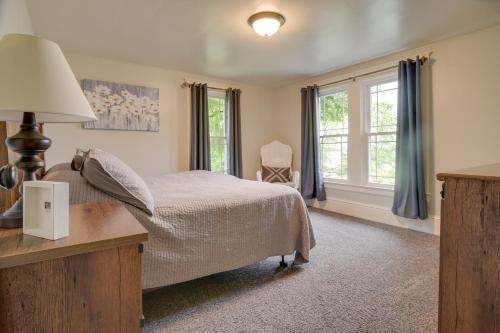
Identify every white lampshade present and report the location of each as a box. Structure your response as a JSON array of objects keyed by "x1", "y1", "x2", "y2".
[{"x1": 0, "y1": 34, "x2": 96, "y2": 122}]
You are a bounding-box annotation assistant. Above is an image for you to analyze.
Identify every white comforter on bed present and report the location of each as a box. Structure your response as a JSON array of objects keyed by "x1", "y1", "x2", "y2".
[{"x1": 44, "y1": 164, "x2": 315, "y2": 289}]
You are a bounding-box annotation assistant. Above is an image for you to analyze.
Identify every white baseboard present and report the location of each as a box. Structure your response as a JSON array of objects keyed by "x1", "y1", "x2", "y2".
[{"x1": 311, "y1": 198, "x2": 440, "y2": 236}]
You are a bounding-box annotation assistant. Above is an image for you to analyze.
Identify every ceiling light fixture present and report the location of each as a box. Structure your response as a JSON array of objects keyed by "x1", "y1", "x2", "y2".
[{"x1": 248, "y1": 12, "x2": 286, "y2": 37}]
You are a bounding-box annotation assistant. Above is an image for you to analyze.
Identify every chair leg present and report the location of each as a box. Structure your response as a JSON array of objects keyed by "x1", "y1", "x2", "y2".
[{"x1": 279, "y1": 255, "x2": 288, "y2": 268}]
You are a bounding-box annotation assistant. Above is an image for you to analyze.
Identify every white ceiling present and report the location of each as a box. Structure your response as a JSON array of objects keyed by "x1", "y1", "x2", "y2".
[{"x1": 26, "y1": 0, "x2": 500, "y2": 86}]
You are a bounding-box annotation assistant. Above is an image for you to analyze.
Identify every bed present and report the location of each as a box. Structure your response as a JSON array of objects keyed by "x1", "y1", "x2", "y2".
[{"x1": 43, "y1": 163, "x2": 315, "y2": 289}]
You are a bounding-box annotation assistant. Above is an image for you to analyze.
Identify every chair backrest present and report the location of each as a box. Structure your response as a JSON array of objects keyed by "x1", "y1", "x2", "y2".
[{"x1": 260, "y1": 140, "x2": 293, "y2": 168}]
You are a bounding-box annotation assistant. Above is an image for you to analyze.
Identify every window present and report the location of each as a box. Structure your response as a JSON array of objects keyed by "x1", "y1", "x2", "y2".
[
  {"x1": 319, "y1": 88, "x2": 349, "y2": 180},
  {"x1": 208, "y1": 92, "x2": 228, "y2": 173},
  {"x1": 316, "y1": 70, "x2": 398, "y2": 192},
  {"x1": 365, "y1": 79, "x2": 398, "y2": 185}
]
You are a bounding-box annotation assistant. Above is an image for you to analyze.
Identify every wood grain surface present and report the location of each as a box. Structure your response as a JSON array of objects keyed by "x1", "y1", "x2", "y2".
[
  {"x1": 0, "y1": 201, "x2": 148, "y2": 269},
  {"x1": 438, "y1": 177, "x2": 500, "y2": 333},
  {"x1": 0, "y1": 201, "x2": 147, "y2": 332},
  {"x1": 0, "y1": 244, "x2": 143, "y2": 333},
  {"x1": 437, "y1": 163, "x2": 500, "y2": 181}
]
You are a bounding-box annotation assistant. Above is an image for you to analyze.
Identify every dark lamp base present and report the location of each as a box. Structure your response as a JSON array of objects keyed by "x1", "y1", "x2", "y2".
[{"x1": 0, "y1": 112, "x2": 51, "y2": 229}]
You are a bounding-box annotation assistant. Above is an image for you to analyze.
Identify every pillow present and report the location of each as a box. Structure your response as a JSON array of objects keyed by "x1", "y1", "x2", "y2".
[
  {"x1": 71, "y1": 148, "x2": 88, "y2": 171},
  {"x1": 80, "y1": 148, "x2": 154, "y2": 215},
  {"x1": 261, "y1": 166, "x2": 290, "y2": 183}
]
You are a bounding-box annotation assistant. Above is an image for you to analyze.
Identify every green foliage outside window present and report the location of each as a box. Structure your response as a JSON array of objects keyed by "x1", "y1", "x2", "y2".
[
  {"x1": 319, "y1": 91, "x2": 349, "y2": 179},
  {"x1": 368, "y1": 82, "x2": 398, "y2": 185},
  {"x1": 208, "y1": 96, "x2": 227, "y2": 173}
]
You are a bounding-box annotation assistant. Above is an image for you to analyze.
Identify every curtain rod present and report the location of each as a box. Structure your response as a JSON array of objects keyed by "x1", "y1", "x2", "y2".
[
  {"x1": 181, "y1": 81, "x2": 229, "y2": 91},
  {"x1": 316, "y1": 54, "x2": 431, "y2": 89}
]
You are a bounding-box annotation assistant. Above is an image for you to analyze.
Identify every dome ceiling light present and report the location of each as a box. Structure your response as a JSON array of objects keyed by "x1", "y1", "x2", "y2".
[{"x1": 248, "y1": 12, "x2": 286, "y2": 37}]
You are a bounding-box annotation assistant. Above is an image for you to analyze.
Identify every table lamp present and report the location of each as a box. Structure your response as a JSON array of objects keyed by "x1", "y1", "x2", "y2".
[{"x1": 0, "y1": 34, "x2": 97, "y2": 228}]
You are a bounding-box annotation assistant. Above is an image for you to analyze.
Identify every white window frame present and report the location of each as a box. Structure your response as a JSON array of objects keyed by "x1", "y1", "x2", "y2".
[
  {"x1": 360, "y1": 71, "x2": 398, "y2": 189},
  {"x1": 318, "y1": 83, "x2": 351, "y2": 184},
  {"x1": 207, "y1": 89, "x2": 229, "y2": 174}
]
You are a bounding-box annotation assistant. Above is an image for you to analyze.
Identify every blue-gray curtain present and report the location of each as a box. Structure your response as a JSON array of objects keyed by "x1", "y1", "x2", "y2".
[
  {"x1": 392, "y1": 57, "x2": 428, "y2": 219},
  {"x1": 227, "y1": 88, "x2": 243, "y2": 178},
  {"x1": 190, "y1": 83, "x2": 211, "y2": 171},
  {"x1": 301, "y1": 85, "x2": 326, "y2": 201}
]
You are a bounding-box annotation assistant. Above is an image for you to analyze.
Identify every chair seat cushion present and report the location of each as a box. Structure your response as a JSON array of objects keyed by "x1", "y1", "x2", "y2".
[{"x1": 261, "y1": 166, "x2": 290, "y2": 183}]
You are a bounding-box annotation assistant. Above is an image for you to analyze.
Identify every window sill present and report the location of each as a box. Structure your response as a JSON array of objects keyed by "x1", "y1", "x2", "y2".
[{"x1": 324, "y1": 181, "x2": 394, "y2": 197}]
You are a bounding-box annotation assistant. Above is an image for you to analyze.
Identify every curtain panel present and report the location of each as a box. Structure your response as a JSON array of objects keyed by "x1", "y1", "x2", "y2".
[
  {"x1": 300, "y1": 85, "x2": 326, "y2": 201},
  {"x1": 190, "y1": 83, "x2": 211, "y2": 171},
  {"x1": 392, "y1": 57, "x2": 428, "y2": 219},
  {"x1": 226, "y1": 88, "x2": 243, "y2": 178}
]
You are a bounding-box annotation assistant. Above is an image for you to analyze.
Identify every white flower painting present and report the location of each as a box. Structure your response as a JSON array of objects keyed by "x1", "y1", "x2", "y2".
[{"x1": 83, "y1": 79, "x2": 159, "y2": 132}]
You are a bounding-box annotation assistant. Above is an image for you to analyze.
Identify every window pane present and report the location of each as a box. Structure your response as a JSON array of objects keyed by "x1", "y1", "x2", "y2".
[
  {"x1": 210, "y1": 137, "x2": 227, "y2": 173},
  {"x1": 367, "y1": 79, "x2": 397, "y2": 185},
  {"x1": 368, "y1": 134, "x2": 396, "y2": 185},
  {"x1": 319, "y1": 90, "x2": 349, "y2": 180},
  {"x1": 208, "y1": 97, "x2": 225, "y2": 137},
  {"x1": 208, "y1": 96, "x2": 227, "y2": 173},
  {"x1": 319, "y1": 91, "x2": 348, "y2": 136},
  {"x1": 320, "y1": 135, "x2": 348, "y2": 179},
  {"x1": 369, "y1": 81, "x2": 398, "y2": 133}
]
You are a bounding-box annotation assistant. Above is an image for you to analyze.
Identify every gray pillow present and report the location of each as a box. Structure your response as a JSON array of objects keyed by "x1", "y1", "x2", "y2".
[
  {"x1": 81, "y1": 148, "x2": 154, "y2": 215},
  {"x1": 71, "y1": 148, "x2": 87, "y2": 171}
]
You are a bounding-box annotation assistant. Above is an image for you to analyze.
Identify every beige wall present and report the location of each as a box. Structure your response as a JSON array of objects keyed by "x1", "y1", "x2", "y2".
[
  {"x1": 272, "y1": 24, "x2": 500, "y2": 228},
  {"x1": 45, "y1": 53, "x2": 275, "y2": 178}
]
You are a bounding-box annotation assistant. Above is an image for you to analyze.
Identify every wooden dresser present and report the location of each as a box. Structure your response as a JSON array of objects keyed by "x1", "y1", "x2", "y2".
[
  {"x1": 437, "y1": 164, "x2": 500, "y2": 333},
  {"x1": 0, "y1": 201, "x2": 148, "y2": 333}
]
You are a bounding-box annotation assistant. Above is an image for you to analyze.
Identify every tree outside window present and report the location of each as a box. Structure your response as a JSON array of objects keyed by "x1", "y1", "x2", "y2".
[
  {"x1": 319, "y1": 90, "x2": 349, "y2": 180},
  {"x1": 367, "y1": 81, "x2": 398, "y2": 185},
  {"x1": 208, "y1": 95, "x2": 228, "y2": 173}
]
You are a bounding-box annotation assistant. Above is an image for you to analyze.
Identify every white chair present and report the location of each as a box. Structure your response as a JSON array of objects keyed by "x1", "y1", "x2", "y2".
[{"x1": 256, "y1": 140, "x2": 300, "y2": 190}]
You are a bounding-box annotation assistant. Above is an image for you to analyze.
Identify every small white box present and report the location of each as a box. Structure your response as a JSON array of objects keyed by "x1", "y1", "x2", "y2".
[{"x1": 23, "y1": 181, "x2": 69, "y2": 240}]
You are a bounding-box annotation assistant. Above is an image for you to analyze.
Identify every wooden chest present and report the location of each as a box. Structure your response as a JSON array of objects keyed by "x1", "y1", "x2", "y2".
[
  {"x1": 437, "y1": 164, "x2": 500, "y2": 333},
  {"x1": 0, "y1": 201, "x2": 148, "y2": 333}
]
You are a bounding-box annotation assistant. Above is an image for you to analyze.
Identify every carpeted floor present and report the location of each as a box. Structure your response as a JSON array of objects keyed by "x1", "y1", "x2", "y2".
[{"x1": 143, "y1": 209, "x2": 439, "y2": 333}]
